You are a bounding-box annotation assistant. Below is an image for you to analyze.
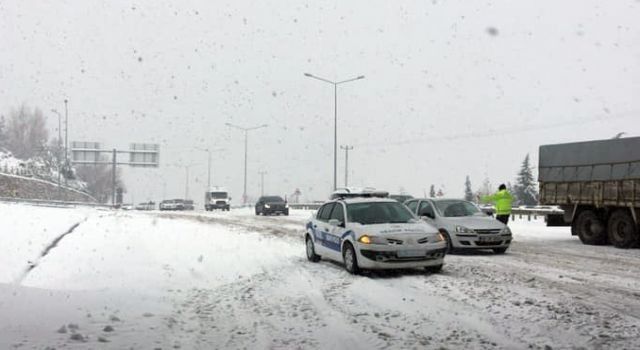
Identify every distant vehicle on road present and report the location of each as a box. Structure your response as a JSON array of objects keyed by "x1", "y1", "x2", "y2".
[
  {"x1": 160, "y1": 199, "x2": 185, "y2": 211},
  {"x1": 120, "y1": 203, "x2": 134, "y2": 210},
  {"x1": 184, "y1": 200, "x2": 195, "y2": 211},
  {"x1": 539, "y1": 137, "x2": 640, "y2": 248},
  {"x1": 305, "y1": 189, "x2": 446, "y2": 274},
  {"x1": 255, "y1": 196, "x2": 289, "y2": 216},
  {"x1": 205, "y1": 187, "x2": 231, "y2": 211},
  {"x1": 135, "y1": 201, "x2": 156, "y2": 210},
  {"x1": 405, "y1": 198, "x2": 511, "y2": 254}
]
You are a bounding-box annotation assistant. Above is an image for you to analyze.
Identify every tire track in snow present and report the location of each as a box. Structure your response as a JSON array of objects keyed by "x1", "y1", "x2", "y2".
[
  {"x1": 154, "y1": 211, "x2": 640, "y2": 348},
  {"x1": 15, "y1": 218, "x2": 88, "y2": 284}
]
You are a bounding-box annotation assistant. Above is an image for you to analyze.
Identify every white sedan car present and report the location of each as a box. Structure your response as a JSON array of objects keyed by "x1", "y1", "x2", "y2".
[
  {"x1": 304, "y1": 196, "x2": 447, "y2": 274},
  {"x1": 404, "y1": 198, "x2": 512, "y2": 254}
]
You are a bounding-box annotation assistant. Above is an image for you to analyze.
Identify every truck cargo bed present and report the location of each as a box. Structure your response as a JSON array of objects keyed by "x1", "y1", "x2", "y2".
[{"x1": 539, "y1": 137, "x2": 640, "y2": 206}]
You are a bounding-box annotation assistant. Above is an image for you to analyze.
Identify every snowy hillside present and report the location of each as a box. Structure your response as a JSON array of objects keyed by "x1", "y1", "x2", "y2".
[{"x1": 0, "y1": 150, "x2": 87, "y2": 192}]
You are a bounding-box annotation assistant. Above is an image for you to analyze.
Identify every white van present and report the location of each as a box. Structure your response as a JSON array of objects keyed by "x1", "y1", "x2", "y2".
[{"x1": 204, "y1": 187, "x2": 231, "y2": 211}]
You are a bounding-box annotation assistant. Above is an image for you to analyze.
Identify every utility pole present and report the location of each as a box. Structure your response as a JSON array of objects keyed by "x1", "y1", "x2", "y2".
[
  {"x1": 259, "y1": 171, "x2": 267, "y2": 196},
  {"x1": 185, "y1": 166, "x2": 190, "y2": 200},
  {"x1": 51, "y1": 109, "x2": 63, "y2": 199},
  {"x1": 225, "y1": 123, "x2": 268, "y2": 205},
  {"x1": 207, "y1": 151, "x2": 211, "y2": 189},
  {"x1": 111, "y1": 149, "x2": 117, "y2": 206},
  {"x1": 64, "y1": 99, "x2": 69, "y2": 173},
  {"x1": 304, "y1": 73, "x2": 365, "y2": 190},
  {"x1": 340, "y1": 145, "x2": 354, "y2": 187}
]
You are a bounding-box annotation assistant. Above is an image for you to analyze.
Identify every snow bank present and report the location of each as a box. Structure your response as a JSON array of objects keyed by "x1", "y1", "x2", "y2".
[{"x1": 19, "y1": 210, "x2": 302, "y2": 291}]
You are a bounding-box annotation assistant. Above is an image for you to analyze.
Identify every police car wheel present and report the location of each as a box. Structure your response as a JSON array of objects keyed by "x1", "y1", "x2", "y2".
[
  {"x1": 342, "y1": 243, "x2": 360, "y2": 274},
  {"x1": 424, "y1": 264, "x2": 443, "y2": 273},
  {"x1": 305, "y1": 236, "x2": 320, "y2": 262}
]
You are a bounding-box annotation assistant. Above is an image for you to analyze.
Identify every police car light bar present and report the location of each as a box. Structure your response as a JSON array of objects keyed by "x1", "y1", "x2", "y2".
[{"x1": 330, "y1": 187, "x2": 389, "y2": 200}]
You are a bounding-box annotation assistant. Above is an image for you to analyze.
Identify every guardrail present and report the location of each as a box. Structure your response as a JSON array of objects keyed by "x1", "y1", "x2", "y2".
[
  {"x1": 289, "y1": 203, "x2": 323, "y2": 210},
  {"x1": 0, "y1": 196, "x2": 112, "y2": 209},
  {"x1": 290, "y1": 203, "x2": 564, "y2": 221}
]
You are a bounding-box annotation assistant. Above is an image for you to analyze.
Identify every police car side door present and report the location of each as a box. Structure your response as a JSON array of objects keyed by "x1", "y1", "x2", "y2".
[
  {"x1": 326, "y1": 202, "x2": 348, "y2": 260},
  {"x1": 311, "y1": 203, "x2": 334, "y2": 257}
]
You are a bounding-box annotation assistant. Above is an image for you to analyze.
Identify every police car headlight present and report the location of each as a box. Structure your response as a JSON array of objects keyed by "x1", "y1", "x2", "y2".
[
  {"x1": 501, "y1": 226, "x2": 512, "y2": 235},
  {"x1": 455, "y1": 225, "x2": 475, "y2": 233},
  {"x1": 357, "y1": 235, "x2": 387, "y2": 245},
  {"x1": 264, "y1": 204, "x2": 271, "y2": 208}
]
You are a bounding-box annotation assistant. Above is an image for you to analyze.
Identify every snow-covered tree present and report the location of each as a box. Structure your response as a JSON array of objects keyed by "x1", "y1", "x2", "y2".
[
  {"x1": 464, "y1": 176, "x2": 473, "y2": 201},
  {"x1": 514, "y1": 154, "x2": 538, "y2": 205},
  {"x1": 429, "y1": 184, "x2": 436, "y2": 198}
]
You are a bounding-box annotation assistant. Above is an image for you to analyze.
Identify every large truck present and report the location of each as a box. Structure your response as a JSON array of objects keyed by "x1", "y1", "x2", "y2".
[{"x1": 538, "y1": 137, "x2": 640, "y2": 248}]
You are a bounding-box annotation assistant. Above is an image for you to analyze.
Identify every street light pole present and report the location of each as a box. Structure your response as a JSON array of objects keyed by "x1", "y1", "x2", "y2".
[
  {"x1": 340, "y1": 145, "x2": 354, "y2": 187},
  {"x1": 304, "y1": 73, "x2": 365, "y2": 190},
  {"x1": 195, "y1": 147, "x2": 225, "y2": 189},
  {"x1": 259, "y1": 170, "x2": 267, "y2": 196},
  {"x1": 226, "y1": 123, "x2": 268, "y2": 205},
  {"x1": 64, "y1": 99, "x2": 68, "y2": 169},
  {"x1": 185, "y1": 166, "x2": 190, "y2": 200},
  {"x1": 334, "y1": 84, "x2": 337, "y2": 191},
  {"x1": 51, "y1": 109, "x2": 63, "y2": 197},
  {"x1": 244, "y1": 130, "x2": 248, "y2": 201}
]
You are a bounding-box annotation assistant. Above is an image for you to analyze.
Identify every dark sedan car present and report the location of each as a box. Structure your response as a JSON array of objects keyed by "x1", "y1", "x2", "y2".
[{"x1": 255, "y1": 196, "x2": 289, "y2": 216}]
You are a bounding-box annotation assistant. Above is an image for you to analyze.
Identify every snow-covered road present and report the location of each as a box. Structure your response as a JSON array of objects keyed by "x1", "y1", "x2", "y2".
[{"x1": 1, "y1": 203, "x2": 639, "y2": 349}]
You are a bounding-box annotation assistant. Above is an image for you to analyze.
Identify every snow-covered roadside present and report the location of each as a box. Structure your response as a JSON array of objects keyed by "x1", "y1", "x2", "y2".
[
  {"x1": 1, "y1": 204, "x2": 640, "y2": 349},
  {"x1": 1, "y1": 206, "x2": 305, "y2": 349},
  {"x1": 0, "y1": 202, "x2": 95, "y2": 283}
]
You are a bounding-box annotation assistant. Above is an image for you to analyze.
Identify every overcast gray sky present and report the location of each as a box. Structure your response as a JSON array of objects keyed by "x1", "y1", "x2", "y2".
[{"x1": 1, "y1": 0, "x2": 639, "y2": 204}]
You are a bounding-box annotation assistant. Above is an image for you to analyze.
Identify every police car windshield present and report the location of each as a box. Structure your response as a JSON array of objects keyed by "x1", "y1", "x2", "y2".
[
  {"x1": 347, "y1": 202, "x2": 415, "y2": 225},
  {"x1": 210, "y1": 192, "x2": 227, "y2": 199},
  {"x1": 434, "y1": 200, "x2": 481, "y2": 217}
]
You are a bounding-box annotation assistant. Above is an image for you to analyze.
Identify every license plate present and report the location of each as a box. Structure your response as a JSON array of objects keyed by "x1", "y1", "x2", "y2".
[
  {"x1": 478, "y1": 236, "x2": 502, "y2": 242},
  {"x1": 397, "y1": 250, "x2": 425, "y2": 257}
]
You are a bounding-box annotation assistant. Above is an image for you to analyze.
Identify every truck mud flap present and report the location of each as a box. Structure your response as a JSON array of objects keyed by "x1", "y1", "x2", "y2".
[{"x1": 546, "y1": 213, "x2": 570, "y2": 227}]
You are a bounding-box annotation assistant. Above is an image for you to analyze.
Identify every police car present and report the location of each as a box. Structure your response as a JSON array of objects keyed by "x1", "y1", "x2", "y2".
[{"x1": 304, "y1": 188, "x2": 447, "y2": 274}]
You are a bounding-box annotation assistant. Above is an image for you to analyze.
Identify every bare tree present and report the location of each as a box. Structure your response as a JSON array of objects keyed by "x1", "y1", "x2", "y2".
[{"x1": 5, "y1": 105, "x2": 48, "y2": 159}]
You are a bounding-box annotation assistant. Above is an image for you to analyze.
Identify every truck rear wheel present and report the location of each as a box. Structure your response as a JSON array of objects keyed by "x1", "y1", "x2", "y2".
[
  {"x1": 608, "y1": 210, "x2": 639, "y2": 249},
  {"x1": 575, "y1": 210, "x2": 607, "y2": 245}
]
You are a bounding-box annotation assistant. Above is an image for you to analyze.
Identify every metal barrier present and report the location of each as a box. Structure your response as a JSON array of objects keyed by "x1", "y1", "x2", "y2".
[
  {"x1": 290, "y1": 203, "x2": 564, "y2": 222},
  {"x1": 0, "y1": 196, "x2": 111, "y2": 209},
  {"x1": 289, "y1": 203, "x2": 322, "y2": 210}
]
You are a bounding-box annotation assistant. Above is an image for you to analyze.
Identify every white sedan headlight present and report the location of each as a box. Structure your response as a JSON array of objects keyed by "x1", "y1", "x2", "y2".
[
  {"x1": 455, "y1": 225, "x2": 475, "y2": 233},
  {"x1": 501, "y1": 226, "x2": 512, "y2": 235},
  {"x1": 357, "y1": 235, "x2": 388, "y2": 245}
]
